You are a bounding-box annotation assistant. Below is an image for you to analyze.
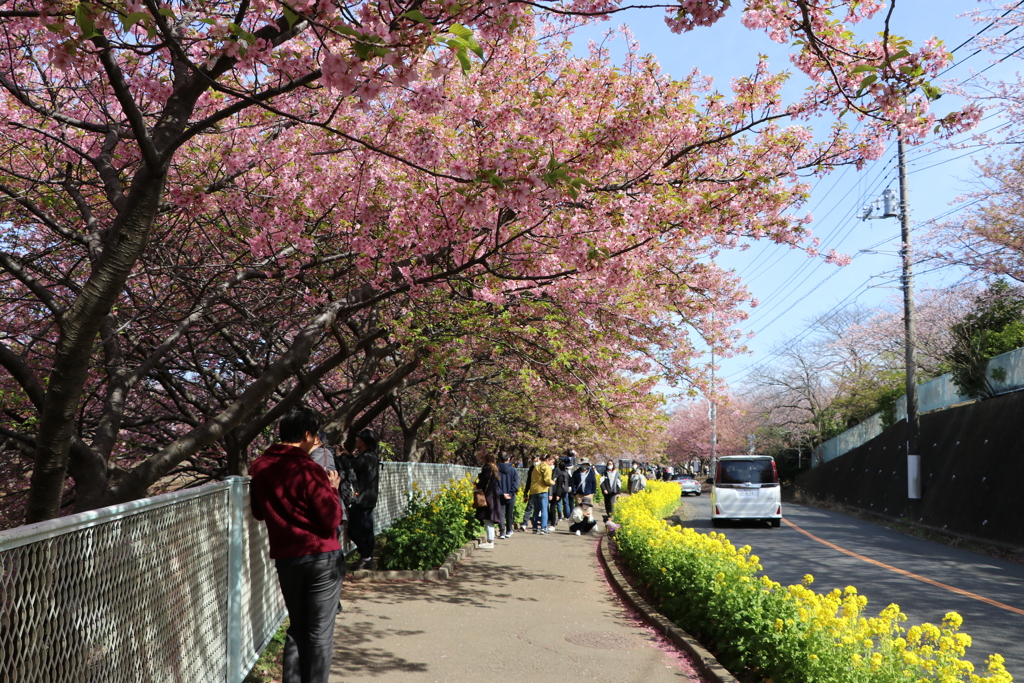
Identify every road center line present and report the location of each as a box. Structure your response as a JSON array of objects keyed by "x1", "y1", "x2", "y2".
[{"x1": 783, "y1": 519, "x2": 1024, "y2": 617}]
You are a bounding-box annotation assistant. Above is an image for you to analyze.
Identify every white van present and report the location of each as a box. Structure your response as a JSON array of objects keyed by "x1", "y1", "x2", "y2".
[{"x1": 710, "y1": 455, "x2": 782, "y2": 528}]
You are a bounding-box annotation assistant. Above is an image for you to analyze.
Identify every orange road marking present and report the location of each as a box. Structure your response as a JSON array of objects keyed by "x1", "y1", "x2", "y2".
[{"x1": 783, "y1": 518, "x2": 1024, "y2": 617}]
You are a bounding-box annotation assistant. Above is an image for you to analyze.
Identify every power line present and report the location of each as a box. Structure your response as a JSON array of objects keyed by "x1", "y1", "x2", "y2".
[{"x1": 722, "y1": 200, "x2": 982, "y2": 385}]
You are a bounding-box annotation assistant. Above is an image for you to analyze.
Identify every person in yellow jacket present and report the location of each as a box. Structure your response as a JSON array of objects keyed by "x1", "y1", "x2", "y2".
[{"x1": 527, "y1": 454, "x2": 556, "y2": 533}]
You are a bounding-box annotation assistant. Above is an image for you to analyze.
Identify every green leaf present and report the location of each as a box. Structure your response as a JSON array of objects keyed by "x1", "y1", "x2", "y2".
[
  {"x1": 402, "y1": 10, "x2": 432, "y2": 25},
  {"x1": 886, "y1": 48, "x2": 911, "y2": 63},
  {"x1": 121, "y1": 11, "x2": 150, "y2": 32},
  {"x1": 850, "y1": 65, "x2": 876, "y2": 74},
  {"x1": 449, "y1": 23, "x2": 474, "y2": 40},
  {"x1": 455, "y1": 48, "x2": 471, "y2": 74},
  {"x1": 283, "y1": 5, "x2": 300, "y2": 29},
  {"x1": 353, "y1": 42, "x2": 373, "y2": 61},
  {"x1": 921, "y1": 82, "x2": 943, "y2": 101},
  {"x1": 856, "y1": 73, "x2": 877, "y2": 96},
  {"x1": 158, "y1": 7, "x2": 176, "y2": 18},
  {"x1": 75, "y1": 4, "x2": 97, "y2": 39},
  {"x1": 228, "y1": 22, "x2": 257, "y2": 44},
  {"x1": 448, "y1": 23, "x2": 482, "y2": 58}
]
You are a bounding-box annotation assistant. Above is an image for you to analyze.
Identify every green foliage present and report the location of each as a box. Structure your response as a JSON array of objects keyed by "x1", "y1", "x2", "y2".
[
  {"x1": 243, "y1": 619, "x2": 288, "y2": 683},
  {"x1": 834, "y1": 367, "x2": 907, "y2": 430},
  {"x1": 513, "y1": 494, "x2": 526, "y2": 524},
  {"x1": 945, "y1": 280, "x2": 1024, "y2": 398},
  {"x1": 376, "y1": 475, "x2": 483, "y2": 571}
]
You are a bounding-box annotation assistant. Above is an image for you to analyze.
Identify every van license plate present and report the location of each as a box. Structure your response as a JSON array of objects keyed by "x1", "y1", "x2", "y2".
[{"x1": 738, "y1": 490, "x2": 758, "y2": 497}]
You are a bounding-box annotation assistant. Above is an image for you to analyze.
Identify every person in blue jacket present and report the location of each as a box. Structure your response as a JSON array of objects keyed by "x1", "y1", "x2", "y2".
[
  {"x1": 496, "y1": 452, "x2": 519, "y2": 539},
  {"x1": 570, "y1": 458, "x2": 597, "y2": 508}
]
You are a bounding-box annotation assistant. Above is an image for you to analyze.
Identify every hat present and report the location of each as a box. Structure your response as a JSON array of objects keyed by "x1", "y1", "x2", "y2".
[
  {"x1": 578, "y1": 458, "x2": 591, "y2": 467},
  {"x1": 356, "y1": 428, "x2": 378, "y2": 452}
]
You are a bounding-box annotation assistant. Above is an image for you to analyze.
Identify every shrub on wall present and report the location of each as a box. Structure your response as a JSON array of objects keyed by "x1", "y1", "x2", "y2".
[
  {"x1": 613, "y1": 482, "x2": 1012, "y2": 683},
  {"x1": 376, "y1": 475, "x2": 483, "y2": 571}
]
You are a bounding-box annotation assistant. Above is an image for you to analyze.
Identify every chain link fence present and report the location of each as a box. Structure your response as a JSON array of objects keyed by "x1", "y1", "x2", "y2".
[{"x1": 0, "y1": 462, "x2": 486, "y2": 682}]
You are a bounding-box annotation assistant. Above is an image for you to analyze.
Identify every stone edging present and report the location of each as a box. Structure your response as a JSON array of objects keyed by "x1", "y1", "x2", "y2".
[
  {"x1": 598, "y1": 535, "x2": 738, "y2": 683},
  {"x1": 347, "y1": 535, "x2": 485, "y2": 581}
]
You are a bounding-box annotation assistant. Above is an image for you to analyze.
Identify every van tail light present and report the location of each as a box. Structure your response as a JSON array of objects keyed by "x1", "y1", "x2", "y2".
[
  {"x1": 715, "y1": 506, "x2": 721, "y2": 515},
  {"x1": 771, "y1": 460, "x2": 778, "y2": 484},
  {"x1": 776, "y1": 505, "x2": 781, "y2": 515}
]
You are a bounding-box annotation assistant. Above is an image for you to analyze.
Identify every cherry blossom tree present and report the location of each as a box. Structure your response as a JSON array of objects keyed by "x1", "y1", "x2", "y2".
[
  {"x1": 663, "y1": 396, "x2": 755, "y2": 474},
  {"x1": 741, "y1": 285, "x2": 976, "y2": 448},
  {"x1": 0, "y1": 0, "x2": 973, "y2": 523}
]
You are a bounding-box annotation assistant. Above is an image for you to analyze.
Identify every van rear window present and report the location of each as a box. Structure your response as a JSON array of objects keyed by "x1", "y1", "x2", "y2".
[{"x1": 718, "y1": 460, "x2": 775, "y2": 484}]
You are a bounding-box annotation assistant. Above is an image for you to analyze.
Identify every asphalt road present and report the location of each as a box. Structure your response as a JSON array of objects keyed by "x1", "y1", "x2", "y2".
[{"x1": 676, "y1": 492, "x2": 1024, "y2": 678}]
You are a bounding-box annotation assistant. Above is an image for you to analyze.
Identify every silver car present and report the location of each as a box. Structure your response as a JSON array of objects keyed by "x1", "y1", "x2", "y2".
[{"x1": 676, "y1": 476, "x2": 702, "y2": 496}]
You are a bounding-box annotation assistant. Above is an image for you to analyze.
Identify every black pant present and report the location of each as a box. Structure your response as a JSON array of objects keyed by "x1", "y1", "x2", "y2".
[
  {"x1": 348, "y1": 507, "x2": 375, "y2": 560},
  {"x1": 499, "y1": 496, "x2": 515, "y2": 535},
  {"x1": 276, "y1": 553, "x2": 345, "y2": 683},
  {"x1": 604, "y1": 493, "x2": 618, "y2": 517}
]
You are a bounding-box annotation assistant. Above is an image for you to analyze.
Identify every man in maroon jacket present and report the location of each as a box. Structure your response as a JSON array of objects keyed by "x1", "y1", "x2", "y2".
[{"x1": 251, "y1": 407, "x2": 343, "y2": 683}]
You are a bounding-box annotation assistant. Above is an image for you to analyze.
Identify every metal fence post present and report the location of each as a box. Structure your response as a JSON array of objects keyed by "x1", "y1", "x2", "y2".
[{"x1": 226, "y1": 476, "x2": 244, "y2": 683}]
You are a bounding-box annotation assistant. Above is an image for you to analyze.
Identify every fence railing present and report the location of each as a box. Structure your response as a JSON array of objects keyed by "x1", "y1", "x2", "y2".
[
  {"x1": 0, "y1": 462, "x2": 484, "y2": 683},
  {"x1": 813, "y1": 345, "x2": 1024, "y2": 466}
]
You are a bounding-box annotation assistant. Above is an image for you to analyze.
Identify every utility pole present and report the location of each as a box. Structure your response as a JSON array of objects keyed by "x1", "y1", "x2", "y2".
[
  {"x1": 709, "y1": 345, "x2": 717, "y2": 478},
  {"x1": 859, "y1": 130, "x2": 921, "y2": 511}
]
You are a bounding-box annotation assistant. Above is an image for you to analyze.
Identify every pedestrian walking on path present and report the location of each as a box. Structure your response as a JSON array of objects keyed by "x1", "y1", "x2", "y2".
[
  {"x1": 331, "y1": 524, "x2": 703, "y2": 682},
  {"x1": 475, "y1": 452, "x2": 503, "y2": 548}
]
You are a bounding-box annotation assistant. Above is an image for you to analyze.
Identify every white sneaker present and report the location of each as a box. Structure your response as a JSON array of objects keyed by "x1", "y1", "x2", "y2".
[
  {"x1": 575, "y1": 530, "x2": 581, "y2": 536},
  {"x1": 547, "y1": 526, "x2": 555, "y2": 532},
  {"x1": 478, "y1": 542, "x2": 495, "y2": 549},
  {"x1": 507, "y1": 531, "x2": 513, "y2": 538}
]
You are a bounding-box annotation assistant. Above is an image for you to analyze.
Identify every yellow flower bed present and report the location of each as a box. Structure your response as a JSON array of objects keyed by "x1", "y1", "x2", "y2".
[{"x1": 613, "y1": 482, "x2": 1012, "y2": 683}]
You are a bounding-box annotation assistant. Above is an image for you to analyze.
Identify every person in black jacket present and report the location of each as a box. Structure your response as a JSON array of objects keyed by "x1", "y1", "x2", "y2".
[
  {"x1": 347, "y1": 429, "x2": 380, "y2": 570},
  {"x1": 550, "y1": 458, "x2": 571, "y2": 528},
  {"x1": 496, "y1": 452, "x2": 519, "y2": 539}
]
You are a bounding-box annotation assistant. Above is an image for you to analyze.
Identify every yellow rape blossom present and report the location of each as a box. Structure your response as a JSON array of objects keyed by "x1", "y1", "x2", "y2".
[{"x1": 611, "y1": 481, "x2": 1011, "y2": 683}]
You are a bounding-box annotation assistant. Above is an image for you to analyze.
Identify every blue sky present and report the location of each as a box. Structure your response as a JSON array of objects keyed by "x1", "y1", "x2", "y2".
[{"x1": 568, "y1": 1, "x2": 1020, "y2": 399}]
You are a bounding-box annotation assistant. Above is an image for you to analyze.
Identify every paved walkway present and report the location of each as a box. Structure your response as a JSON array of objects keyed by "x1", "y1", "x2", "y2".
[{"x1": 329, "y1": 522, "x2": 704, "y2": 682}]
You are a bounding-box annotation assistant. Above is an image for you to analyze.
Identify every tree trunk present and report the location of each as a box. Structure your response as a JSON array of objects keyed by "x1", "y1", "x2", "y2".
[{"x1": 26, "y1": 168, "x2": 167, "y2": 523}]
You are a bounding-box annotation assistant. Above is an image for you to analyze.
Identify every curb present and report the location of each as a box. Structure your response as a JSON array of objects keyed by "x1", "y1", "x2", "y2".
[
  {"x1": 347, "y1": 535, "x2": 485, "y2": 581},
  {"x1": 598, "y1": 535, "x2": 738, "y2": 683}
]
